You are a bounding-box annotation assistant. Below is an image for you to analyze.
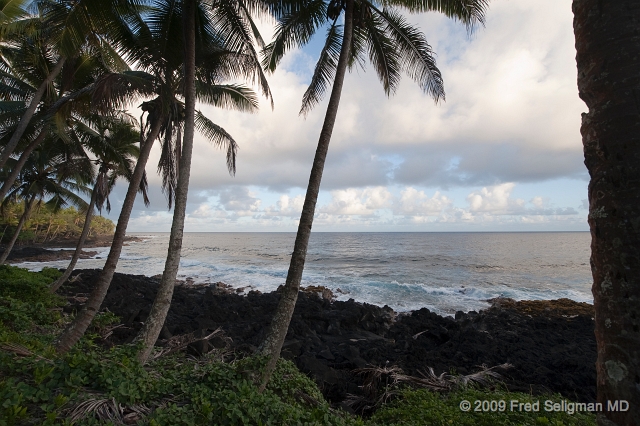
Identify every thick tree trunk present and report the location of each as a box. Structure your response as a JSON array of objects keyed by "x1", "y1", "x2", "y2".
[
  {"x1": 0, "y1": 195, "x2": 36, "y2": 264},
  {"x1": 258, "y1": 0, "x2": 354, "y2": 390},
  {"x1": 135, "y1": 0, "x2": 197, "y2": 364},
  {"x1": 54, "y1": 117, "x2": 163, "y2": 354},
  {"x1": 0, "y1": 59, "x2": 65, "y2": 169},
  {"x1": 49, "y1": 186, "x2": 97, "y2": 293},
  {"x1": 0, "y1": 128, "x2": 48, "y2": 202},
  {"x1": 573, "y1": 1, "x2": 640, "y2": 425}
]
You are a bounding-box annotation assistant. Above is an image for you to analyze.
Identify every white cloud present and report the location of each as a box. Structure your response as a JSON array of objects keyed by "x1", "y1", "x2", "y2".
[
  {"x1": 467, "y1": 183, "x2": 525, "y2": 214},
  {"x1": 393, "y1": 188, "x2": 452, "y2": 216},
  {"x1": 264, "y1": 194, "x2": 305, "y2": 217},
  {"x1": 320, "y1": 187, "x2": 392, "y2": 216},
  {"x1": 217, "y1": 187, "x2": 261, "y2": 214},
  {"x1": 191, "y1": 204, "x2": 214, "y2": 218},
  {"x1": 116, "y1": 0, "x2": 588, "y2": 232},
  {"x1": 465, "y1": 183, "x2": 579, "y2": 218}
]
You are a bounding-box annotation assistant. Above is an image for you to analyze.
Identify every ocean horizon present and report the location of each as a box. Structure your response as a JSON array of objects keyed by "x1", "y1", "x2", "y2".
[{"x1": 19, "y1": 231, "x2": 593, "y2": 316}]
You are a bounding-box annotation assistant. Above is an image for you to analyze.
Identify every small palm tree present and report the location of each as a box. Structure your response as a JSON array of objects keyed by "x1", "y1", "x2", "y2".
[
  {"x1": 133, "y1": 0, "x2": 273, "y2": 363},
  {"x1": 0, "y1": 139, "x2": 91, "y2": 263},
  {"x1": 0, "y1": 0, "x2": 137, "y2": 168},
  {"x1": 0, "y1": 23, "x2": 131, "y2": 202},
  {"x1": 54, "y1": 0, "x2": 269, "y2": 356},
  {"x1": 258, "y1": 0, "x2": 489, "y2": 388},
  {"x1": 49, "y1": 114, "x2": 146, "y2": 292}
]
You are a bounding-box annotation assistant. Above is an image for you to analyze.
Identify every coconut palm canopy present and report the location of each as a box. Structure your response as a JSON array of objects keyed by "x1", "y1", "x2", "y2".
[{"x1": 264, "y1": 0, "x2": 488, "y2": 115}]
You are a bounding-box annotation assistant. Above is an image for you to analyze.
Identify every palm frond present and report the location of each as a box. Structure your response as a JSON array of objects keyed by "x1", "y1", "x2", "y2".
[
  {"x1": 261, "y1": 0, "x2": 327, "y2": 72},
  {"x1": 372, "y1": 6, "x2": 445, "y2": 102},
  {"x1": 210, "y1": 0, "x2": 273, "y2": 105},
  {"x1": 0, "y1": 0, "x2": 27, "y2": 21},
  {"x1": 156, "y1": 104, "x2": 183, "y2": 209},
  {"x1": 299, "y1": 20, "x2": 342, "y2": 116},
  {"x1": 237, "y1": 0, "x2": 266, "y2": 49},
  {"x1": 348, "y1": 362, "x2": 511, "y2": 414},
  {"x1": 138, "y1": 169, "x2": 150, "y2": 207},
  {"x1": 364, "y1": 13, "x2": 401, "y2": 95},
  {"x1": 210, "y1": 0, "x2": 255, "y2": 53},
  {"x1": 195, "y1": 110, "x2": 237, "y2": 176},
  {"x1": 349, "y1": 22, "x2": 368, "y2": 71},
  {"x1": 95, "y1": 35, "x2": 130, "y2": 73},
  {"x1": 0, "y1": 100, "x2": 24, "y2": 113},
  {"x1": 381, "y1": 0, "x2": 489, "y2": 32},
  {"x1": 90, "y1": 71, "x2": 156, "y2": 112},
  {"x1": 195, "y1": 82, "x2": 259, "y2": 112}
]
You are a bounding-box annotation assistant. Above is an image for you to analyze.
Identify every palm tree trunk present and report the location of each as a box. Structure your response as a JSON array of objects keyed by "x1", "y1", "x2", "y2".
[
  {"x1": 49, "y1": 185, "x2": 97, "y2": 293},
  {"x1": 135, "y1": 0, "x2": 197, "y2": 364},
  {"x1": 573, "y1": 1, "x2": 640, "y2": 425},
  {"x1": 0, "y1": 195, "x2": 36, "y2": 264},
  {"x1": 0, "y1": 128, "x2": 48, "y2": 202},
  {"x1": 0, "y1": 59, "x2": 65, "y2": 169},
  {"x1": 258, "y1": 0, "x2": 355, "y2": 390},
  {"x1": 54, "y1": 117, "x2": 164, "y2": 355}
]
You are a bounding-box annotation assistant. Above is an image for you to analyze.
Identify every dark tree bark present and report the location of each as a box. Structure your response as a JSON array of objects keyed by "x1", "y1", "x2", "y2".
[
  {"x1": 54, "y1": 117, "x2": 164, "y2": 354},
  {"x1": 135, "y1": 0, "x2": 197, "y2": 363},
  {"x1": 0, "y1": 195, "x2": 36, "y2": 264},
  {"x1": 49, "y1": 185, "x2": 97, "y2": 293},
  {"x1": 258, "y1": 0, "x2": 355, "y2": 390},
  {"x1": 0, "y1": 59, "x2": 65, "y2": 169},
  {"x1": 573, "y1": 1, "x2": 640, "y2": 425}
]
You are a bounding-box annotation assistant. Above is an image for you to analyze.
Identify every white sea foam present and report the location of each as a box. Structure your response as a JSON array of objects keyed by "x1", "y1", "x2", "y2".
[{"x1": 18, "y1": 232, "x2": 593, "y2": 314}]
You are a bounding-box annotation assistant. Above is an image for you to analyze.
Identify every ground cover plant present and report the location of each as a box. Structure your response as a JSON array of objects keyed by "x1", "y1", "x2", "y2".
[{"x1": 0, "y1": 266, "x2": 596, "y2": 425}]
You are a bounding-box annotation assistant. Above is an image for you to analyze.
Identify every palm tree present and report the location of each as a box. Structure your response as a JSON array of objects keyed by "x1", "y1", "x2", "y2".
[
  {"x1": 0, "y1": 140, "x2": 91, "y2": 263},
  {"x1": 258, "y1": 0, "x2": 489, "y2": 388},
  {"x1": 0, "y1": 0, "x2": 136, "y2": 168},
  {"x1": 134, "y1": 0, "x2": 272, "y2": 363},
  {"x1": 54, "y1": 0, "x2": 266, "y2": 355},
  {"x1": 53, "y1": 86, "x2": 166, "y2": 355},
  {"x1": 0, "y1": 19, "x2": 131, "y2": 203},
  {"x1": 49, "y1": 114, "x2": 146, "y2": 293},
  {"x1": 573, "y1": 0, "x2": 640, "y2": 424}
]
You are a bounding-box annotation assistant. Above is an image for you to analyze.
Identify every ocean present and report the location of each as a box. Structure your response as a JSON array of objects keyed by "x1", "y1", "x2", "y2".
[{"x1": 21, "y1": 232, "x2": 593, "y2": 316}]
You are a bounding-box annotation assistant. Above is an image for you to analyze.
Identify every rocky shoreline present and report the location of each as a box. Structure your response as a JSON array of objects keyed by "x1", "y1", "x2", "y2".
[
  {"x1": 58, "y1": 269, "x2": 596, "y2": 407},
  {"x1": 4, "y1": 236, "x2": 145, "y2": 263}
]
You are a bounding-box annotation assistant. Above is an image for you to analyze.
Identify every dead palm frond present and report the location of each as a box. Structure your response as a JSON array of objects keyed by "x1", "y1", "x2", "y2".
[
  {"x1": 347, "y1": 362, "x2": 513, "y2": 413},
  {"x1": 67, "y1": 393, "x2": 151, "y2": 425},
  {"x1": 0, "y1": 342, "x2": 54, "y2": 363},
  {"x1": 151, "y1": 327, "x2": 225, "y2": 360}
]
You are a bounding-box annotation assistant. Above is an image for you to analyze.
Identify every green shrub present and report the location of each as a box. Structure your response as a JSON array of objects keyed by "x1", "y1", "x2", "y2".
[
  {"x1": 0, "y1": 265, "x2": 62, "y2": 302},
  {"x1": 0, "y1": 266, "x2": 64, "y2": 342},
  {"x1": 368, "y1": 388, "x2": 596, "y2": 426},
  {"x1": 0, "y1": 267, "x2": 597, "y2": 426}
]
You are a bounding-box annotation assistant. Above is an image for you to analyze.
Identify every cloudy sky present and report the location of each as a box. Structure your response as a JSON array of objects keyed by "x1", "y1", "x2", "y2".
[{"x1": 107, "y1": 0, "x2": 589, "y2": 233}]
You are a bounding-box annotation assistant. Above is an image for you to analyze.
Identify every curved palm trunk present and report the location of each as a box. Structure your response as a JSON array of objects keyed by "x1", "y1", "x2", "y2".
[
  {"x1": 49, "y1": 185, "x2": 97, "y2": 293},
  {"x1": 259, "y1": 0, "x2": 354, "y2": 390},
  {"x1": 0, "y1": 195, "x2": 36, "y2": 264},
  {"x1": 54, "y1": 117, "x2": 163, "y2": 354},
  {"x1": 573, "y1": 1, "x2": 640, "y2": 425},
  {"x1": 135, "y1": 0, "x2": 197, "y2": 363},
  {"x1": 0, "y1": 59, "x2": 65, "y2": 169},
  {"x1": 0, "y1": 128, "x2": 48, "y2": 202}
]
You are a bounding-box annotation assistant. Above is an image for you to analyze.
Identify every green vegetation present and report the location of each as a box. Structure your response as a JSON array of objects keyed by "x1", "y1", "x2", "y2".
[
  {"x1": 0, "y1": 266, "x2": 596, "y2": 425},
  {"x1": 0, "y1": 205, "x2": 114, "y2": 245},
  {"x1": 369, "y1": 388, "x2": 596, "y2": 426}
]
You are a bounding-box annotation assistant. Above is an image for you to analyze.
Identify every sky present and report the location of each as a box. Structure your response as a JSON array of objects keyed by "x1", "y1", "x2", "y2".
[{"x1": 106, "y1": 0, "x2": 590, "y2": 233}]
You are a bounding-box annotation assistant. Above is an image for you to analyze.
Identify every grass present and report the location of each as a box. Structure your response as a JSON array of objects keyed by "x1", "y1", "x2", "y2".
[{"x1": 0, "y1": 265, "x2": 597, "y2": 425}]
